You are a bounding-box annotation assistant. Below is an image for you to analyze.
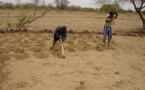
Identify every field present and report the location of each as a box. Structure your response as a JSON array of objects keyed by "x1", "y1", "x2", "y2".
[
  {"x1": 0, "y1": 10, "x2": 143, "y2": 32},
  {"x1": 0, "y1": 10, "x2": 145, "y2": 90}
]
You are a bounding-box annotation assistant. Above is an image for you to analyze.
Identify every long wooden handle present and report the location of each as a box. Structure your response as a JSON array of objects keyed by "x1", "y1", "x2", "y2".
[
  {"x1": 60, "y1": 39, "x2": 65, "y2": 55},
  {"x1": 115, "y1": 0, "x2": 117, "y2": 12}
]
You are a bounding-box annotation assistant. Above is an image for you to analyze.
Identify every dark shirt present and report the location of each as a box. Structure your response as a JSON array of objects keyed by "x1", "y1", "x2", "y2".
[{"x1": 54, "y1": 26, "x2": 67, "y2": 41}]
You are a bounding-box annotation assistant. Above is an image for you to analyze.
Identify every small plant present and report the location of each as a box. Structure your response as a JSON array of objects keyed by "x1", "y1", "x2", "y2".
[
  {"x1": 5, "y1": 0, "x2": 46, "y2": 29},
  {"x1": 15, "y1": 10, "x2": 46, "y2": 28},
  {"x1": 6, "y1": 13, "x2": 13, "y2": 28}
]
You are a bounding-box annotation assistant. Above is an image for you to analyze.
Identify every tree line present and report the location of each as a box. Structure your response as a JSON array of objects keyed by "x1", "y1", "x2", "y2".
[
  {"x1": 0, "y1": 1, "x2": 142, "y2": 14},
  {"x1": 1, "y1": 0, "x2": 145, "y2": 29}
]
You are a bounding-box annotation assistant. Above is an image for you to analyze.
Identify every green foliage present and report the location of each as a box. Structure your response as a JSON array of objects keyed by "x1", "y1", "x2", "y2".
[
  {"x1": 38, "y1": 0, "x2": 48, "y2": 10},
  {"x1": 54, "y1": 0, "x2": 70, "y2": 10},
  {"x1": 3, "y1": 2, "x2": 14, "y2": 9},
  {"x1": 142, "y1": 11, "x2": 145, "y2": 15},
  {"x1": 66, "y1": 5, "x2": 81, "y2": 11},
  {"x1": 80, "y1": 8, "x2": 98, "y2": 12},
  {"x1": 128, "y1": 9, "x2": 133, "y2": 13},
  {"x1": 0, "y1": 2, "x2": 136, "y2": 13},
  {"x1": 100, "y1": 4, "x2": 122, "y2": 13},
  {"x1": 5, "y1": 3, "x2": 46, "y2": 28},
  {"x1": 65, "y1": 6, "x2": 99, "y2": 12},
  {"x1": 0, "y1": 1, "x2": 4, "y2": 8},
  {"x1": 15, "y1": 3, "x2": 33, "y2": 10},
  {"x1": 15, "y1": 4, "x2": 22, "y2": 9},
  {"x1": 47, "y1": 4, "x2": 55, "y2": 10},
  {"x1": 22, "y1": 3, "x2": 33, "y2": 10},
  {"x1": 121, "y1": 10, "x2": 128, "y2": 14},
  {"x1": 100, "y1": 4, "x2": 114, "y2": 12},
  {"x1": 38, "y1": 4, "x2": 56, "y2": 11},
  {"x1": 100, "y1": 4, "x2": 135, "y2": 14},
  {"x1": 6, "y1": 13, "x2": 13, "y2": 28},
  {"x1": 16, "y1": 11, "x2": 28, "y2": 28},
  {"x1": 38, "y1": 5, "x2": 46, "y2": 10},
  {"x1": 15, "y1": 10, "x2": 46, "y2": 28}
]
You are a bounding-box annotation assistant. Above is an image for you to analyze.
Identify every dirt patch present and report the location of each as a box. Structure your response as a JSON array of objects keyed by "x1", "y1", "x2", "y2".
[
  {"x1": 0, "y1": 53, "x2": 11, "y2": 89},
  {"x1": 0, "y1": 32, "x2": 145, "y2": 90},
  {"x1": 0, "y1": 33, "x2": 118, "y2": 89},
  {"x1": 33, "y1": 51, "x2": 49, "y2": 59}
]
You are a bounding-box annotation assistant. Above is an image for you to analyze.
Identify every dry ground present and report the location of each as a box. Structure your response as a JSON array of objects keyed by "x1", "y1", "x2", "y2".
[
  {"x1": 0, "y1": 10, "x2": 143, "y2": 32},
  {"x1": 0, "y1": 10, "x2": 145, "y2": 90},
  {"x1": 0, "y1": 33, "x2": 145, "y2": 90}
]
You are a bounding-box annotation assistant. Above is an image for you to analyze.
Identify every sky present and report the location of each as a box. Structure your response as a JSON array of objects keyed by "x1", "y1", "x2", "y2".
[{"x1": 1, "y1": 0, "x2": 135, "y2": 10}]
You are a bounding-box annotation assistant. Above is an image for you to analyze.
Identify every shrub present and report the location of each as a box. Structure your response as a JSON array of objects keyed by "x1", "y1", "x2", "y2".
[
  {"x1": 142, "y1": 11, "x2": 145, "y2": 15},
  {"x1": 67, "y1": 5, "x2": 81, "y2": 11},
  {"x1": 3, "y1": 2, "x2": 14, "y2": 9}
]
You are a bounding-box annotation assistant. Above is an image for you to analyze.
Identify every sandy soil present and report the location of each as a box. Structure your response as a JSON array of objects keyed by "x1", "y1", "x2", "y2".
[
  {"x1": 0, "y1": 33, "x2": 145, "y2": 90},
  {"x1": 0, "y1": 10, "x2": 143, "y2": 32}
]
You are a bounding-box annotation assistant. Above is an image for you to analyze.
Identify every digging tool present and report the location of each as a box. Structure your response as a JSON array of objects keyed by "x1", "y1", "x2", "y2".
[
  {"x1": 60, "y1": 37, "x2": 65, "y2": 58},
  {"x1": 115, "y1": 0, "x2": 117, "y2": 12}
]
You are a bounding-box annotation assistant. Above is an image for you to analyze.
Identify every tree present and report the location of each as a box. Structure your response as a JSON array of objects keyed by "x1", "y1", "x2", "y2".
[
  {"x1": 142, "y1": 10, "x2": 145, "y2": 14},
  {"x1": 15, "y1": 0, "x2": 22, "y2": 9},
  {"x1": 68, "y1": 5, "x2": 82, "y2": 11},
  {"x1": 0, "y1": 1, "x2": 4, "y2": 8},
  {"x1": 100, "y1": 4, "x2": 114, "y2": 12},
  {"x1": 3, "y1": 2, "x2": 14, "y2": 9},
  {"x1": 6, "y1": 0, "x2": 46, "y2": 28},
  {"x1": 16, "y1": 0, "x2": 46, "y2": 28},
  {"x1": 47, "y1": 3, "x2": 55, "y2": 9},
  {"x1": 22, "y1": 3, "x2": 34, "y2": 10},
  {"x1": 126, "y1": 0, "x2": 145, "y2": 29},
  {"x1": 95, "y1": 0, "x2": 145, "y2": 29},
  {"x1": 54, "y1": 0, "x2": 69, "y2": 10},
  {"x1": 100, "y1": 4, "x2": 124, "y2": 13},
  {"x1": 33, "y1": 0, "x2": 39, "y2": 17}
]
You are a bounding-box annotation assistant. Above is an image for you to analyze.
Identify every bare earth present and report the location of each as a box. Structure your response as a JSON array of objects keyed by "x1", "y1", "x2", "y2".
[
  {"x1": 0, "y1": 11, "x2": 145, "y2": 90},
  {"x1": 0, "y1": 33, "x2": 145, "y2": 90},
  {"x1": 0, "y1": 10, "x2": 143, "y2": 32}
]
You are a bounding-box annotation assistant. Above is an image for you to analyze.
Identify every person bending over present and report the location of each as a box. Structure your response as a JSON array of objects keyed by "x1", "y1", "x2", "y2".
[{"x1": 53, "y1": 26, "x2": 67, "y2": 49}]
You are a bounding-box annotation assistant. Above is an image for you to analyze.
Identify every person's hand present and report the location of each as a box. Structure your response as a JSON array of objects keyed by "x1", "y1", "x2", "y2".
[
  {"x1": 115, "y1": 12, "x2": 118, "y2": 15},
  {"x1": 114, "y1": 12, "x2": 118, "y2": 18},
  {"x1": 59, "y1": 36, "x2": 61, "y2": 40}
]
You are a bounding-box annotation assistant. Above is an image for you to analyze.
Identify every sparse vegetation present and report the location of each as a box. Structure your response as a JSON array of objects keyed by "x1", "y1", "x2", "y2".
[
  {"x1": 95, "y1": 0, "x2": 145, "y2": 29},
  {"x1": 142, "y1": 10, "x2": 145, "y2": 15},
  {"x1": 0, "y1": 1, "x2": 139, "y2": 13},
  {"x1": 15, "y1": 10, "x2": 45, "y2": 28},
  {"x1": 0, "y1": 1, "x2": 145, "y2": 90},
  {"x1": 54, "y1": 0, "x2": 70, "y2": 10},
  {"x1": 100, "y1": 4, "x2": 131, "y2": 13},
  {"x1": 4, "y1": 0, "x2": 46, "y2": 29}
]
